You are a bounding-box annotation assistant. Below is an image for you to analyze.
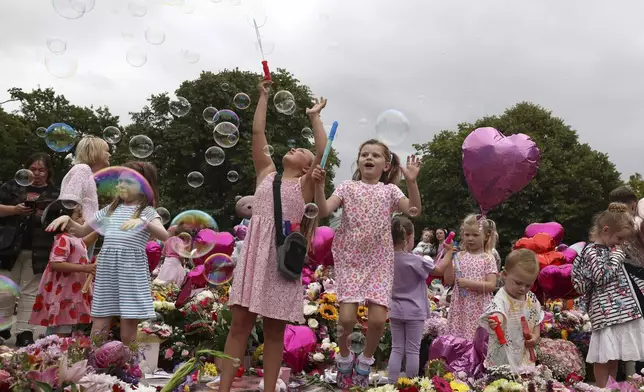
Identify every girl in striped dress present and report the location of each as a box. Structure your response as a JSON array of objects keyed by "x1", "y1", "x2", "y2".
[
  {"x1": 47, "y1": 162, "x2": 169, "y2": 344},
  {"x1": 572, "y1": 202, "x2": 644, "y2": 387}
]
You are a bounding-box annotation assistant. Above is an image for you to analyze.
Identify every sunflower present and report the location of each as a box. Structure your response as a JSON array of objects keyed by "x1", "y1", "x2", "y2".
[
  {"x1": 396, "y1": 377, "x2": 414, "y2": 388},
  {"x1": 319, "y1": 292, "x2": 337, "y2": 304},
  {"x1": 357, "y1": 305, "x2": 368, "y2": 319},
  {"x1": 319, "y1": 304, "x2": 339, "y2": 321}
]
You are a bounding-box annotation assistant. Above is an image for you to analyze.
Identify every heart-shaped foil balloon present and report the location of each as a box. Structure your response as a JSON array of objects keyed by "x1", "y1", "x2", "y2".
[{"x1": 462, "y1": 127, "x2": 540, "y2": 214}]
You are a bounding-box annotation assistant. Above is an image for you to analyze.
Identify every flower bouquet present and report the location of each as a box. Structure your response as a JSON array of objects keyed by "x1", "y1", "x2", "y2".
[{"x1": 536, "y1": 338, "x2": 585, "y2": 381}]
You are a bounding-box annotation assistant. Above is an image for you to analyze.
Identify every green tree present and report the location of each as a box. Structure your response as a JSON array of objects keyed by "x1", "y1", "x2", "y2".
[
  {"x1": 0, "y1": 87, "x2": 120, "y2": 182},
  {"x1": 413, "y1": 102, "x2": 622, "y2": 256},
  {"x1": 627, "y1": 173, "x2": 644, "y2": 199},
  {"x1": 116, "y1": 68, "x2": 339, "y2": 231}
]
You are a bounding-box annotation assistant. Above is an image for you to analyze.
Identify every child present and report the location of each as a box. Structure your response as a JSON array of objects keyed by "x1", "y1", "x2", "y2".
[
  {"x1": 218, "y1": 80, "x2": 328, "y2": 392},
  {"x1": 29, "y1": 202, "x2": 96, "y2": 336},
  {"x1": 155, "y1": 226, "x2": 189, "y2": 286},
  {"x1": 46, "y1": 161, "x2": 168, "y2": 345},
  {"x1": 312, "y1": 140, "x2": 422, "y2": 388},
  {"x1": 482, "y1": 249, "x2": 543, "y2": 368},
  {"x1": 571, "y1": 202, "x2": 644, "y2": 387},
  {"x1": 387, "y1": 216, "x2": 450, "y2": 383},
  {"x1": 443, "y1": 214, "x2": 498, "y2": 340},
  {"x1": 412, "y1": 228, "x2": 435, "y2": 258}
]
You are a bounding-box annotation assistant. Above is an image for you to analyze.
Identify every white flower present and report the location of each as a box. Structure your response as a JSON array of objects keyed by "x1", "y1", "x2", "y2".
[
  {"x1": 321, "y1": 342, "x2": 331, "y2": 350},
  {"x1": 196, "y1": 290, "x2": 215, "y2": 302},
  {"x1": 582, "y1": 322, "x2": 592, "y2": 332},
  {"x1": 308, "y1": 282, "x2": 322, "y2": 292},
  {"x1": 419, "y1": 377, "x2": 432, "y2": 392},
  {"x1": 303, "y1": 304, "x2": 318, "y2": 316},
  {"x1": 308, "y1": 318, "x2": 319, "y2": 329},
  {"x1": 322, "y1": 337, "x2": 330, "y2": 344},
  {"x1": 312, "y1": 352, "x2": 325, "y2": 362}
]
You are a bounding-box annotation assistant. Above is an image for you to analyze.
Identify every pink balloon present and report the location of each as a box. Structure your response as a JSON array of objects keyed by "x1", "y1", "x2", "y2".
[
  {"x1": 537, "y1": 264, "x2": 579, "y2": 300},
  {"x1": 560, "y1": 248, "x2": 577, "y2": 264},
  {"x1": 525, "y1": 222, "x2": 564, "y2": 245},
  {"x1": 569, "y1": 241, "x2": 586, "y2": 255},
  {"x1": 308, "y1": 226, "x2": 334, "y2": 267},
  {"x1": 282, "y1": 325, "x2": 317, "y2": 373},
  {"x1": 462, "y1": 127, "x2": 540, "y2": 214},
  {"x1": 187, "y1": 265, "x2": 207, "y2": 287},
  {"x1": 146, "y1": 241, "x2": 162, "y2": 273},
  {"x1": 211, "y1": 232, "x2": 234, "y2": 255}
]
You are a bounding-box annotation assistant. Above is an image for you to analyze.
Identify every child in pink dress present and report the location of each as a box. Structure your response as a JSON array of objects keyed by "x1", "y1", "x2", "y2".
[
  {"x1": 443, "y1": 214, "x2": 499, "y2": 340},
  {"x1": 29, "y1": 202, "x2": 96, "y2": 336},
  {"x1": 312, "y1": 140, "x2": 422, "y2": 389},
  {"x1": 154, "y1": 234, "x2": 187, "y2": 286},
  {"x1": 218, "y1": 80, "x2": 329, "y2": 392}
]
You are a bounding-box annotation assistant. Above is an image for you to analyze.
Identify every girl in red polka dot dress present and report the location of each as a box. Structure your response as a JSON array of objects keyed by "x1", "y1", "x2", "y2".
[{"x1": 28, "y1": 201, "x2": 96, "y2": 336}]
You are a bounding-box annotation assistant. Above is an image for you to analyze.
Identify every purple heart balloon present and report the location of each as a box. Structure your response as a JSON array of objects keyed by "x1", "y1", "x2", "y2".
[{"x1": 462, "y1": 127, "x2": 540, "y2": 214}]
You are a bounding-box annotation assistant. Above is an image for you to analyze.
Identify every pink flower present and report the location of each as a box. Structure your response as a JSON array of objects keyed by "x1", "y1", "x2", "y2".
[
  {"x1": 165, "y1": 348, "x2": 174, "y2": 359},
  {"x1": 0, "y1": 370, "x2": 9, "y2": 382},
  {"x1": 26, "y1": 366, "x2": 59, "y2": 386},
  {"x1": 59, "y1": 356, "x2": 89, "y2": 384}
]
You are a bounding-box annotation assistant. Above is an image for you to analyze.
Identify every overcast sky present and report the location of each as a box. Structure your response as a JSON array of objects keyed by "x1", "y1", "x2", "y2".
[{"x1": 1, "y1": 0, "x2": 643, "y2": 185}]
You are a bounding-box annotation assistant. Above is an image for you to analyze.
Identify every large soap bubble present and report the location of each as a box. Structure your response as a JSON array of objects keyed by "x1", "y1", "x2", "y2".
[
  {"x1": 45, "y1": 123, "x2": 77, "y2": 153},
  {"x1": 375, "y1": 109, "x2": 410, "y2": 147},
  {"x1": 129, "y1": 135, "x2": 154, "y2": 158}
]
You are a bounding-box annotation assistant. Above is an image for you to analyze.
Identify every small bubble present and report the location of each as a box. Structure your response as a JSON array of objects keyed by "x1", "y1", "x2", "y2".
[
  {"x1": 287, "y1": 139, "x2": 296, "y2": 148},
  {"x1": 36, "y1": 127, "x2": 47, "y2": 138},
  {"x1": 304, "y1": 203, "x2": 319, "y2": 219},
  {"x1": 347, "y1": 332, "x2": 366, "y2": 354},
  {"x1": 262, "y1": 145, "x2": 274, "y2": 157},
  {"x1": 409, "y1": 206, "x2": 419, "y2": 217},
  {"x1": 301, "y1": 127, "x2": 313, "y2": 139},
  {"x1": 187, "y1": 171, "x2": 204, "y2": 188},
  {"x1": 227, "y1": 170, "x2": 239, "y2": 183}
]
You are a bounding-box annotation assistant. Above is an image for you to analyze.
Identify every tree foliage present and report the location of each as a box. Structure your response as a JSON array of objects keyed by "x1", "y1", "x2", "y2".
[
  {"x1": 413, "y1": 102, "x2": 623, "y2": 256},
  {"x1": 627, "y1": 173, "x2": 644, "y2": 199},
  {"x1": 109, "y1": 68, "x2": 339, "y2": 231}
]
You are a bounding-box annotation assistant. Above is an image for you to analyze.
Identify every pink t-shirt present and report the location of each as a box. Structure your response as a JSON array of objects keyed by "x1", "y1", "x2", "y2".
[{"x1": 59, "y1": 164, "x2": 99, "y2": 219}]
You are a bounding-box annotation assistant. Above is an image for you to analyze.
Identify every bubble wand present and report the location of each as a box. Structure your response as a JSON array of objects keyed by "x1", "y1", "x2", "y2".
[
  {"x1": 447, "y1": 231, "x2": 467, "y2": 297},
  {"x1": 253, "y1": 19, "x2": 271, "y2": 80},
  {"x1": 320, "y1": 121, "x2": 338, "y2": 169}
]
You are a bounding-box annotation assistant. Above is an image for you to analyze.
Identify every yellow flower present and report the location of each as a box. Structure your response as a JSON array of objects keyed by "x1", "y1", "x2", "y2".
[
  {"x1": 561, "y1": 329, "x2": 568, "y2": 340},
  {"x1": 450, "y1": 380, "x2": 469, "y2": 392},
  {"x1": 318, "y1": 304, "x2": 339, "y2": 321},
  {"x1": 320, "y1": 292, "x2": 337, "y2": 304},
  {"x1": 253, "y1": 344, "x2": 264, "y2": 362},
  {"x1": 203, "y1": 362, "x2": 218, "y2": 377},
  {"x1": 443, "y1": 372, "x2": 454, "y2": 381},
  {"x1": 357, "y1": 305, "x2": 368, "y2": 319},
  {"x1": 396, "y1": 377, "x2": 414, "y2": 387}
]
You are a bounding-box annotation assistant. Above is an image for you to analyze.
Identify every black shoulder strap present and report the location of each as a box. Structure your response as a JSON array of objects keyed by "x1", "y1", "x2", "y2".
[{"x1": 273, "y1": 174, "x2": 284, "y2": 246}]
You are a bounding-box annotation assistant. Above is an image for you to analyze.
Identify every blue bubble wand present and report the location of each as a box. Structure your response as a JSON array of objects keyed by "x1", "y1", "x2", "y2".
[{"x1": 320, "y1": 121, "x2": 338, "y2": 169}]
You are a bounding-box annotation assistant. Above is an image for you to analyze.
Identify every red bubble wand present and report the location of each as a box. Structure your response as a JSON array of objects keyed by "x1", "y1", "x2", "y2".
[{"x1": 253, "y1": 19, "x2": 271, "y2": 80}]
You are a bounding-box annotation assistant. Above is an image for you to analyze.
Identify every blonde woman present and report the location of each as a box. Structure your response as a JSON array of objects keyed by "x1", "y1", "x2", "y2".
[{"x1": 59, "y1": 136, "x2": 111, "y2": 257}]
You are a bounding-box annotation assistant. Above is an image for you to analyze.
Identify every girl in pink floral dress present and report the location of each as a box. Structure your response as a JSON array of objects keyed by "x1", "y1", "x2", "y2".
[
  {"x1": 219, "y1": 80, "x2": 328, "y2": 392},
  {"x1": 312, "y1": 140, "x2": 422, "y2": 388},
  {"x1": 29, "y1": 202, "x2": 96, "y2": 336}
]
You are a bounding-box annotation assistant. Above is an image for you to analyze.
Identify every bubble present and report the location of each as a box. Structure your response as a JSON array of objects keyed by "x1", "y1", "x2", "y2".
[
  {"x1": 213, "y1": 122, "x2": 238, "y2": 136},
  {"x1": 233, "y1": 93, "x2": 251, "y2": 110},
  {"x1": 47, "y1": 38, "x2": 67, "y2": 55},
  {"x1": 274, "y1": 91, "x2": 295, "y2": 114},
  {"x1": 45, "y1": 55, "x2": 78, "y2": 79},
  {"x1": 36, "y1": 127, "x2": 47, "y2": 138},
  {"x1": 145, "y1": 27, "x2": 166, "y2": 45},
  {"x1": 358, "y1": 118, "x2": 368, "y2": 127},
  {"x1": 254, "y1": 40, "x2": 275, "y2": 56},
  {"x1": 128, "y1": 0, "x2": 148, "y2": 16},
  {"x1": 304, "y1": 203, "x2": 319, "y2": 219},
  {"x1": 247, "y1": 9, "x2": 267, "y2": 28},
  {"x1": 231, "y1": 357, "x2": 241, "y2": 367},
  {"x1": 301, "y1": 127, "x2": 313, "y2": 139},
  {"x1": 61, "y1": 200, "x2": 79, "y2": 209},
  {"x1": 45, "y1": 123, "x2": 77, "y2": 153},
  {"x1": 221, "y1": 83, "x2": 230, "y2": 92},
  {"x1": 52, "y1": 0, "x2": 86, "y2": 19},
  {"x1": 156, "y1": 207, "x2": 171, "y2": 225},
  {"x1": 336, "y1": 325, "x2": 345, "y2": 336},
  {"x1": 234, "y1": 195, "x2": 242, "y2": 203},
  {"x1": 0, "y1": 277, "x2": 19, "y2": 331},
  {"x1": 283, "y1": 103, "x2": 297, "y2": 116},
  {"x1": 409, "y1": 206, "x2": 419, "y2": 217},
  {"x1": 213, "y1": 109, "x2": 240, "y2": 128},
  {"x1": 287, "y1": 139, "x2": 296, "y2": 148},
  {"x1": 347, "y1": 332, "x2": 366, "y2": 354},
  {"x1": 170, "y1": 211, "x2": 218, "y2": 258},
  {"x1": 205, "y1": 146, "x2": 225, "y2": 166},
  {"x1": 126, "y1": 46, "x2": 147, "y2": 67},
  {"x1": 93, "y1": 166, "x2": 155, "y2": 232},
  {"x1": 169, "y1": 96, "x2": 191, "y2": 117},
  {"x1": 203, "y1": 107, "x2": 218, "y2": 123},
  {"x1": 129, "y1": 135, "x2": 154, "y2": 158},
  {"x1": 262, "y1": 145, "x2": 274, "y2": 156},
  {"x1": 214, "y1": 128, "x2": 240, "y2": 149},
  {"x1": 227, "y1": 170, "x2": 239, "y2": 183},
  {"x1": 187, "y1": 171, "x2": 204, "y2": 188},
  {"x1": 203, "y1": 253, "x2": 235, "y2": 285},
  {"x1": 182, "y1": 50, "x2": 200, "y2": 64},
  {"x1": 103, "y1": 126, "x2": 122, "y2": 144},
  {"x1": 375, "y1": 109, "x2": 410, "y2": 147},
  {"x1": 15, "y1": 169, "x2": 35, "y2": 187}
]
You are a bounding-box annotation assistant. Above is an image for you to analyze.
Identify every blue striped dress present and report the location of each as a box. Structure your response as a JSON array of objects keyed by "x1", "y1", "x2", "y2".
[{"x1": 91, "y1": 204, "x2": 159, "y2": 319}]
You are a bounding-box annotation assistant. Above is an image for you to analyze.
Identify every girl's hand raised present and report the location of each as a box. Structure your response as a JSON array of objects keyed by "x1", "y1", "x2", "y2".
[
  {"x1": 306, "y1": 97, "x2": 327, "y2": 116},
  {"x1": 258, "y1": 80, "x2": 272, "y2": 97},
  {"x1": 312, "y1": 165, "x2": 326, "y2": 185},
  {"x1": 401, "y1": 155, "x2": 422, "y2": 182},
  {"x1": 46, "y1": 215, "x2": 71, "y2": 232}
]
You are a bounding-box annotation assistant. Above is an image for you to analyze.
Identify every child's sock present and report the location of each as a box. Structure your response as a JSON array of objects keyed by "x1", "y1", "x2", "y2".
[
  {"x1": 356, "y1": 353, "x2": 374, "y2": 375},
  {"x1": 336, "y1": 352, "x2": 354, "y2": 373}
]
